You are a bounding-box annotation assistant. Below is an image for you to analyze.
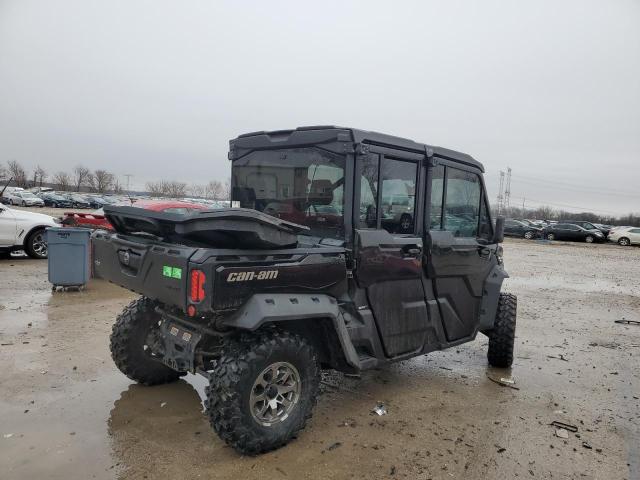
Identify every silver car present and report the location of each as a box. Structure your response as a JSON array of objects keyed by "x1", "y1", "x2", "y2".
[{"x1": 10, "y1": 191, "x2": 45, "y2": 207}]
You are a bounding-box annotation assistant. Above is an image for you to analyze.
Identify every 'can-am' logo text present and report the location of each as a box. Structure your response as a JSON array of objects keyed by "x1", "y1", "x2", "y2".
[{"x1": 227, "y1": 270, "x2": 279, "y2": 282}]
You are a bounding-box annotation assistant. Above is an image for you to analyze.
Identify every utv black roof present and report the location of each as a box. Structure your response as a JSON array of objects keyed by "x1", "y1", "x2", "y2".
[{"x1": 229, "y1": 126, "x2": 484, "y2": 172}]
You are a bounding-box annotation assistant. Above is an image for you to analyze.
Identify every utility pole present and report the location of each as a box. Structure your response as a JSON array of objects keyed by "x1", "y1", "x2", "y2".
[
  {"x1": 504, "y1": 167, "x2": 512, "y2": 215},
  {"x1": 496, "y1": 171, "x2": 505, "y2": 216},
  {"x1": 123, "y1": 174, "x2": 133, "y2": 193}
]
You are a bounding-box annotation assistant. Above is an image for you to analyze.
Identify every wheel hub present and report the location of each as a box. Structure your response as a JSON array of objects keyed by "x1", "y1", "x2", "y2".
[{"x1": 250, "y1": 361, "x2": 301, "y2": 427}]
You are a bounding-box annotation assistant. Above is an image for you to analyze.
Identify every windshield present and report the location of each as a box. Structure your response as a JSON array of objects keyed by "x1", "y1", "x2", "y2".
[
  {"x1": 21, "y1": 193, "x2": 38, "y2": 199},
  {"x1": 232, "y1": 147, "x2": 345, "y2": 238}
]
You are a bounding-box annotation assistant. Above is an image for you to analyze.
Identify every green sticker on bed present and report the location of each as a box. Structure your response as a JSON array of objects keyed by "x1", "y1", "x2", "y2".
[{"x1": 163, "y1": 265, "x2": 181, "y2": 279}]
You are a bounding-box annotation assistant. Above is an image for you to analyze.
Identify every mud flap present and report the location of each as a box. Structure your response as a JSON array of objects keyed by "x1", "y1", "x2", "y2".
[{"x1": 478, "y1": 264, "x2": 509, "y2": 331}]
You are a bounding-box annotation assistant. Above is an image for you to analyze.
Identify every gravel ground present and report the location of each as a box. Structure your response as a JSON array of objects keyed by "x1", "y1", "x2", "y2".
[{"x1": 0, "y1": 239, "x2": 638, "y2": 479}]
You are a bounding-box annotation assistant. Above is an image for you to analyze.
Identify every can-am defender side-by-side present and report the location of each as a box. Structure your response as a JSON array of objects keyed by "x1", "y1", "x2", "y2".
[{"x1": 93, "y1": 126, "x2": 516, "y2": 454}]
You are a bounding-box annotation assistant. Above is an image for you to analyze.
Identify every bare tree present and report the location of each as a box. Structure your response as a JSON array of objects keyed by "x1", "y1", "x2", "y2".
[
  {"x1": 189, "y1": 184, "x2": 205, "y2": 198},
  {"x1": 0, "y1": 163, "x2": 7, "y2": 181},
  {"x1": 146, "y1": 181, "x2": 164, "y2": 196},
  {"x1": 91, "y1": 169, "x2": 114, "y2": 193},
  {"x1": 7, "y1": 160, "x2": 28, "y2": 187},
  {"x1": 112, "y1": 178, "x2": 124, "y2": 194},
  {"x1": 222, "y1": 179, "x2": 231, "y2": 200},
  {"x1": 53, "y1": 171, "x2": 71, "y2": 191},
  {"x1": 32, "y1": 165, "x2": 47, "y2": 188},
  {"x1": 73, "y1": 165, "x2": 91, "y2": 192},
  {"x1": 166, "y1": 181, "x2": 187, "y2": 198},
  {"x1": 205, "y1": 180, "x2": 224, "y2": 199}
]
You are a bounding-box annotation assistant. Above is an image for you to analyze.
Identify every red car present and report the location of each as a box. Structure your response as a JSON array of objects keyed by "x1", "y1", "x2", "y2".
[{"x1": 62, "y1": 200, "x2": 209, "y2": 230}]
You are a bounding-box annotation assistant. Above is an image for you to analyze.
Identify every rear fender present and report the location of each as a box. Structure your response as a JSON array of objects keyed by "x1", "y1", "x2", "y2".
[
  {"x1": 478, "y1": 264, "x2": 509, "y2": 331},
  {"x1": 222, "y1": 293, "x2": 360, "y2": 370}
]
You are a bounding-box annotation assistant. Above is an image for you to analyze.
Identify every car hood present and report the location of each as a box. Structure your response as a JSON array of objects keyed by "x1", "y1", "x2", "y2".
[{"x1": 8, "y1": 207, "x2": 57, "y2": 224}]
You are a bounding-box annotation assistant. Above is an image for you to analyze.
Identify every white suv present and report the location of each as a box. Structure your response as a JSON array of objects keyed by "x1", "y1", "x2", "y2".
[
  {"x1": 608, "y1": 226, "x2": 640, "y2": 246},
  {"x1": 0, "y1": 204, "x2": 58, "y2": 258}
]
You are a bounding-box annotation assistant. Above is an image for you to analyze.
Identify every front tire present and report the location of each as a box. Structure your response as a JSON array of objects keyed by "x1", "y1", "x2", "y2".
[
  {"x1": 618, "y1": 237, "x2": 630, "y2": 246},
  {"x1": 110, "y1": 297, "x2": 184, "y2": 385},
  {"x1": 206, "y1": 329, "x2": 320, "y2": 455},
  {"x1": 585, "y1": 235, "x2": 594, "y2": 243},
  {"x1": 25, "y1": 228, "x2": 48, "y2": 259},
  {"x1": 523, "y1": 230, "x2": 535, "y2": 239},
  {"x1": 487, "y1": 293, "x2": 517, "y2": 368}
]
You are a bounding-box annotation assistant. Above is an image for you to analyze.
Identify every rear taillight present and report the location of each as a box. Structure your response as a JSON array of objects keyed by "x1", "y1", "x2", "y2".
[{"x1": 190, "y1": 269, "x2": 206, "y2": 302}]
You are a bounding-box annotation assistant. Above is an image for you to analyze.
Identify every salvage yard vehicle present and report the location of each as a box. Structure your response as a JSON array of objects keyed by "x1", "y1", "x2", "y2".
[
  {"x1": 558, "y1": 220, "x2": 610, "y2": 236},
  {"x1": 542, "y1": 223, "x2": 605, "y2": 243},
  {"x1": 39, "y1": 193, "x2": 74, "y2": 208},
  {"x1": 0, "y1": 203, "x2": 58, "y2": 258},
  {"x1": 504, "y1": 219, "x2": 541, "y2": 239},
  {"x1": 93, "y1": 126, "x2": 516, "y2": 455},
  {"x1": 62, "y1": 200, "x2": 210, "y2": 230},
  {"x1": 607, "y1": 226, "x2": 640, "y2": 246},
  {"x1": 4, "y1": 190, "x2": 44, "y2": 207}
]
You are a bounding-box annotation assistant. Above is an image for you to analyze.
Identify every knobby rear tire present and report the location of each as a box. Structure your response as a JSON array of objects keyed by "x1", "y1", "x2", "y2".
[
  {"x1": 110, "y1": 297, "x2": 184, "y2": 385},
  {"x1": 206, "y1": 329, "x2": 320, "y2": 455}
]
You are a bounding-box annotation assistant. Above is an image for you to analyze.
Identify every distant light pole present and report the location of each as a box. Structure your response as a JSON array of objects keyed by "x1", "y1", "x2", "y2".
[{"x1": 123, "y1": 174, "x2": 133, "y2": 193}]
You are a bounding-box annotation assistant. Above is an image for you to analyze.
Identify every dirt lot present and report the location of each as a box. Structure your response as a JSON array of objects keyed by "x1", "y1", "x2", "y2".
[{"x1": 1, "y1": 239, "x2": 638, "y2": 479}]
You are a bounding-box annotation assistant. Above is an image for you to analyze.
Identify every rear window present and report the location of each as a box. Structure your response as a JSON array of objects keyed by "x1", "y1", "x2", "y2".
[{"x1": 231, "y1": 147, "x2": 345, "y2": 239}]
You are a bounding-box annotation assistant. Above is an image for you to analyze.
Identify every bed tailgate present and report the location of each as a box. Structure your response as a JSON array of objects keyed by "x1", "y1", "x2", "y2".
[{"x1": 92, "y1": 230, "x2": 197, "y2": 311}]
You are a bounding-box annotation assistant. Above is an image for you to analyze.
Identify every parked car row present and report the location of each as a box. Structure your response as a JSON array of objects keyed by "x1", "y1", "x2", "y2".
[{"x1": 504, "y1": 218, "x2": 637, "y2": 246}]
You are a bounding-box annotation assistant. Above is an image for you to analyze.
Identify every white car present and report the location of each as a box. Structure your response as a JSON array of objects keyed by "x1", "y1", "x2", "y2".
[
  {"x1": 0, "y1": 204, "x2": 58, "y2": 258},
  {"x1": 608, "y1": 226, "x2": 640, "y2": 246},
  {"x1": 8, "y1": 191, "x2": 45, "y2": 207}
]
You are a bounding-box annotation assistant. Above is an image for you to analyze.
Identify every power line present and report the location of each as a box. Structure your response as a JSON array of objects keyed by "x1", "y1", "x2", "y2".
[
  {"x1": 511, "y1": 173, "x2": 639, "y2": 198},
  {"x1": 509, "y1": 195, "x2": 620, "y2": 215}
]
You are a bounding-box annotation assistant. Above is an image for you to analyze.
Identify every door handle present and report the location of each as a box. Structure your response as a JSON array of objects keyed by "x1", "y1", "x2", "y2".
[{"x1": 402, "y1": 244, "x2": 422, "y2": 257}]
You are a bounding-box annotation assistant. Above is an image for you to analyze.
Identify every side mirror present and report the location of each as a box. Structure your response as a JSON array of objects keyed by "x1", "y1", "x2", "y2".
[{"x1": 492, "y1": 216, "x2": 505, "y2": 244}]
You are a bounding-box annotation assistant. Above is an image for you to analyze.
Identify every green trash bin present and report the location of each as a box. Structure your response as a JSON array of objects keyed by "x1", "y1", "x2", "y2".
[{"x1": 46, "y1": 227, "x2": 91, "y2": 289}]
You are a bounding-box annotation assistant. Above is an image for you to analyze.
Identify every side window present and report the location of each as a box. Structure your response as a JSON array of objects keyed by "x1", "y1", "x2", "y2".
[
  {"x1": 429, "y1": 165, "x2": 445, "y2": 229},
  {"x1": 380, "y1": 158, "x2": 417, "y2": 234},
  {"x1": 443, "y1": 167, "x2": 481, "y2": 238},
  {"x1": 358, "y1": 154, "x2": 379, "y2": 228}
]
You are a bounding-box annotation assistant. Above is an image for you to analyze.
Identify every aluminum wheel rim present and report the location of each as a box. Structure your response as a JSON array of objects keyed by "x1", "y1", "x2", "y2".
[
  {"x1": 401, "y1": 217, "x2": 411, "y2": 230},
  {"x1": 250, "y1": 361, "x2": 301, "y2": 427},
  {"x1": 524, "y1": 231, "x2": 533, "y2": 239},
  {"x1": 32, "y1": 233, "x2": 47, "y2": 257},
  {"x1": 547, "y1": 234, "x2": 554, "y2": 240},
  {"x1": 586, "y1": 236, "x2": 593, "y2": 243},
  {"x1": 620, "y1": 239, "x2": 629, "y2": 246}
]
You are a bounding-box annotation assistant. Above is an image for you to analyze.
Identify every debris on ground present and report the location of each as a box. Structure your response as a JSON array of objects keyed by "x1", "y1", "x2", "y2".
[
  {"x1": 486, "y1": 374, "x2": 520, "y2": 390},
  {"x1": 372, "y1": 403, "x2": 387, "y2": 416},
  {"x1": 160, "y1": 402, "x2": 167, "y2": 408},
  {"x1": 547, "y1": 354, "x2": 569, "y2": 361},
  {"x1": 614, "y1": 319, "x2": 640, "y2": 326},
  {"x1": 555, "y1": 428, "x2": 569, "y2": 439},
  {"x1": 327, "y1": 442, "x2": 342, "y2": 451},
  {"x1": 4, "y1": 433, "x2": 14, "y2": 439},
  {"x1": 582, "y1": 441, "x2": 593, "y2": 449},
  {"x1": 550, "y1": 421, "x2": 578, "y2": 432}
]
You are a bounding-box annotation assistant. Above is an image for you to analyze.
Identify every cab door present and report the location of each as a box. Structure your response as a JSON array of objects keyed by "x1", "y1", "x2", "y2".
[
  {"x1": 354, "y1": 149, "x2": 430, "y2": 357},
  {"x1": 425, "y1": 161, "x2": 497, "y2": 342}
]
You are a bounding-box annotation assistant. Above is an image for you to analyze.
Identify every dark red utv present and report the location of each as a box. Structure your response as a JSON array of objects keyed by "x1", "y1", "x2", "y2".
[{"x1": 92, "y1": 126, "x2": 516, "y2": 455}]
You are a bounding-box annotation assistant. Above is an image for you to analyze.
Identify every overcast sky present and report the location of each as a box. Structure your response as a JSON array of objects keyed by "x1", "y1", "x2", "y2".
[{"x1": 0, "y1": 0, "x2": 638, "y2": 215}]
